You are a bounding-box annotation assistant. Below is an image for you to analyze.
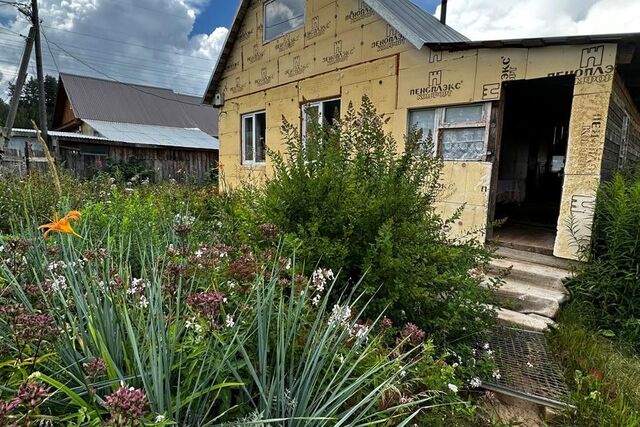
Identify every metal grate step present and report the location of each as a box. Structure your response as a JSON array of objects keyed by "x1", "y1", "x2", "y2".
[{"x1": 481, "y1": 326, "x2": 574, "y2": 410}]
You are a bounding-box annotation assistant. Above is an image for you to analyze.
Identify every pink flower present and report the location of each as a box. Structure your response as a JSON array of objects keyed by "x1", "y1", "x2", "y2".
[
  {"x1": 399, "y1": 323, "x2": 426, "y2": 346},
  {"x1": 187, "y1": 291, "x2": 227, "y2": 324},
  {"x1": 104, "y1": 384, "x2": 149, "y2": 425},
  {"x1": 16, "y1": 381, "x2": 49, "y2": 409},
  {"x1": 83, "y1": 357, "x2": 107, "y2": 379}
]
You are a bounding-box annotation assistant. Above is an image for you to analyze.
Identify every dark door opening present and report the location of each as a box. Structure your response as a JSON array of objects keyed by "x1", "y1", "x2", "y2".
[{"x1": 494, "y1": 76, "x2": 575, "y2": 253}]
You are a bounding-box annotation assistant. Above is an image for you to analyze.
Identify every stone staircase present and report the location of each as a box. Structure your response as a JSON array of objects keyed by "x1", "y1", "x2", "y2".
[{"x1": 486, "y1": 246, "x2": 573, "y2": 332}]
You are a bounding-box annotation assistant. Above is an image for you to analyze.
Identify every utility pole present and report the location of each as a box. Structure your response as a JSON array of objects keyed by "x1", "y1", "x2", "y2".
[
  {"x1": 0, "y1": 26, "x2": 36, "y2": 161},
  {"x1": 32, "y1": 0, "x2": 49, "y2": 150}
]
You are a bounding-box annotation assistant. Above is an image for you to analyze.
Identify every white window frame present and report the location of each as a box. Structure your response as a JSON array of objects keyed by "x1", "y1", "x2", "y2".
[
  {"x1": 241, "y1": 111, "x2": 267, "y2": 165},
  {"x1": 408, "y1": 102, "x2": 492, "y2": 161},
  {"x1": 302, "y1": 98, "x2": 341, "y2": 139},
  {"x1": 264, "y1": 0, "x2": 305, "y2": 43}
]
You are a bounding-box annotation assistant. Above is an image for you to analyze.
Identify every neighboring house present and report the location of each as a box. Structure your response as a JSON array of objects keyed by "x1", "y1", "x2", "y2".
[
  {"x1": 203, "y1": 0, "x2": 640, "y2": 261},
  {"x1": 49, "y1": 73, "x2": 219, "y2": 181}
]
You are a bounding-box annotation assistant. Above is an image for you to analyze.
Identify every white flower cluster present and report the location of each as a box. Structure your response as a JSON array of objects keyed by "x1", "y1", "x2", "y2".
[
  {"x1": 174, "y1": 213, "x2": 195, "y2": 226},
  {"x1": 50, "y1": 275, "x2": 67, "y2": 292},
  {"x1": 225, "y1": 314, "x2": 235, "y2": 328},
  {"x1": 328, "y1": 304, "x2": 351, "y2": 328},
  {"x1": 128, "y1": 277, "x2": 149, "y2": 295},
  {"x1": 349, "y1": 323, "x2": 369, "y2": 342},
  {"x1": 185, "y1": 317, "x2": 204, "y2": 342},
  {"x1": 311, "y1": 268, "x2": 334, "y2": 292},
  {"x1": 469, "y1": 377, "x2": 482, "y2": 388}
]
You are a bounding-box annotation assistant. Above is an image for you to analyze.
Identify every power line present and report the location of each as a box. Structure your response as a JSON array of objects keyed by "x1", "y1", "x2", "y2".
[
  {"x1": 0, "y1": 37, "x2": 214, "y2": 76},
  {"x1": 43, "y1": 40, "x2": 214, "y2": 72},
  {"x1": 41, "y1": 27, "x2": 59, "y2": 75},
  {"x1": 42, "y1": 25, "x2": 216, "y2": 62},
  {"x1": 42, "y1": 34, "x2": 207, "y2": 105}
]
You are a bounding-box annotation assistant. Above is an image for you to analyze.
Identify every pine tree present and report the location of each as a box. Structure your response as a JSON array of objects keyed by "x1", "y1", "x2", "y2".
[{"x1": 4, "y1": 74, "x2": 58, "y2": 129}]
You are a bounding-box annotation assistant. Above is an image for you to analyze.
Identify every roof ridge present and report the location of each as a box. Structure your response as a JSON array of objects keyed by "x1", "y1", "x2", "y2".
[{"x1": 59, "y1": 72, "x2": 201, "y2": 99}]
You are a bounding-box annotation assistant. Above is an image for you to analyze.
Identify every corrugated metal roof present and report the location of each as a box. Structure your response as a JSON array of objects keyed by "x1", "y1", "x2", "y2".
[
  {"x1": 10, "y1": 128, "x2": 111, "y2": 142},
  {"x1": 83, "y1": 120, "x2": 219, "y2": 150},
  {"x1": 11, "y1": 125, "x2": 219, "y2": 151},
  {"x1": 364, "y1": 0, "x2": 468, "y2": 49},
  {"x1": 202, "y1": 0, "x2": 468, "y2": 104},
  {"x1": 58, "y1": 73, "x2": 219, "y2": 136}
]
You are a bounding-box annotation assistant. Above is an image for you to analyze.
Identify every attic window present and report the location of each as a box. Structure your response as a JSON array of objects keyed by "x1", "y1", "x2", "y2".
[{"x1": 264, "y1": 0, "x2": 305, "y2": 43}]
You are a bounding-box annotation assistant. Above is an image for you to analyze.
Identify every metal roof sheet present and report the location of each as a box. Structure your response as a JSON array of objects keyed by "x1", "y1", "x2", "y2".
[
  {"x1": 83, "y1": 120, "x2": 219, "y2": 150},
  {"x1": 364, "y1": 0, "x2": 468, "y2": 49},
  {"x1": 202, "y1": 0, "x2": 468, "y2": 104},
  {"x1": 10, "y1": 128, "x2": 111, "y2": 142},
  {"x1": 11, "y1": 125, "x2": 219, "y2": 151},
  {"x1": 58, "y1": 73, "x2": 219, "y2": 136}
]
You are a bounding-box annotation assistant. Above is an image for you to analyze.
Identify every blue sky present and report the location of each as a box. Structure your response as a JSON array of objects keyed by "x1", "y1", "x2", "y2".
[{"x1": 192, "y1": 0, "x2": 441, "y2": 36}]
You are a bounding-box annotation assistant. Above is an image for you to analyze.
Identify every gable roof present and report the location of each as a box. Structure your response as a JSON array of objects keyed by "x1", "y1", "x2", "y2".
[
  {"x1": 202, "y1": 0, "x2": 468, "y2": 104},
  {"x1": 54, "y1": 73, "x2": 219, "y2": 136}
]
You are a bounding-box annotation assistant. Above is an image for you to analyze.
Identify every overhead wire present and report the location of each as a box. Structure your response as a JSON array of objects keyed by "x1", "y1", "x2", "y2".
[{"x1": 42, "y1": 34, "x2": 207, "y2": 103}]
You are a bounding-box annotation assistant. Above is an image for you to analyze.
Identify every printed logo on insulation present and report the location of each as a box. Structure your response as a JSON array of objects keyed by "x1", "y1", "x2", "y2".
[
  {"x1": 228, "y1": 76, "x2": 247, "y2": 95},
  {"x1": 255, "y1": 67, "x2": 275, "y2": 87},
  {"x1": 409, "y1": 69, "x2": 463, "y2": 101},
  {"x1": 371, "y1": 25, "x2": 406, "y2": 52},
  {"x1": 322, "y1": 40, "x2": 355, "y2": 66},
  {"x1": 274, "y1": 32, "x2": 301, "y2": 54},
  {"x1": 246, "y1": 43, "x2": 266, "y2": 65},
  {"x1": 306, "y1": 15, "x2": 331, "y2": 41},
  {"x1": 344, "y1": 0, "x2": 375, "y2": 24},
  {"x1": 548, "y1": 45, "x2": 614, "y2": 85},
  {"x1": 284, "y1": 55, "x2": 310, "y2": 78},
  {"x1": 482, "y1": 56, "x2": 519, "y2": 100}
]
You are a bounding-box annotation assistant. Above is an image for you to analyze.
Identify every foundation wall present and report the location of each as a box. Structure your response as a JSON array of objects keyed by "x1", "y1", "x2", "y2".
[{"x1": 215, "y1": 0, "x2": 618, "y2": 259}]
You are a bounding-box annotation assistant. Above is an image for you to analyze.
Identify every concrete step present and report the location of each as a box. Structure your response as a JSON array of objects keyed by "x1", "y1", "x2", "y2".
[
  {"x1": 485, "y1": 280, "x2": 568, "y2": 319},
  {"x1": 496, "y1": 307, "x2": 556, "y2": 332},
  {"x1": 493, "y1": 246, "x2": 575, "y2": 270},
  {"x1": 488, "y1": 258, "x2": 571, "y2": 292}
]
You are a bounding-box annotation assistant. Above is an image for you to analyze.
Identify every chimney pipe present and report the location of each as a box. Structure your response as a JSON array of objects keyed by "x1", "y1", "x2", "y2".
[{"x1": 440, "y1": 0, "x2": 448, "y2": 25}]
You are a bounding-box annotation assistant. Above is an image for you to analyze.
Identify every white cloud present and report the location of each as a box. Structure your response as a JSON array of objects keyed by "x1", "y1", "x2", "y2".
[
  {"x1": 0, "y1": 0, "x2": 228, "y2": 98},
  {"x1": 435, "y1": 0, "x2": 640, "y2": 40}
]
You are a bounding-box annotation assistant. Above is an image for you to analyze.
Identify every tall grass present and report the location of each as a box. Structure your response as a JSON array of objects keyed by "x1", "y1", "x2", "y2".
[
  {"x1": 549, "y1": 303, "x2": 640, "y2": 426},
  {"x1": 567, "y1": 169, "x2": 640, "y2": 347}
]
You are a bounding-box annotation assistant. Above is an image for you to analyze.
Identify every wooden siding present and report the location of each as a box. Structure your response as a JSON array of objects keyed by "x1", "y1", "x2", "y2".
[{"x1": 59, "y1": 140, "x2": 218, "y2": 182}]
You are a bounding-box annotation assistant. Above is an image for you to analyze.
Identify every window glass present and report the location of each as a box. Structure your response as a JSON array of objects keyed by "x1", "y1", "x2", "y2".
[
  {"x1": 264, "y1": 0, "x2": 305, "y2": 42},
  {"x1": 409, "y1": 109, "x2": 436, "y2": 144},
  {"x1": 441, "y1": 128, "x2": 485, "y2": 160},
  {"x1": 444, "y1": 104, "x2": 483, "y2": 123},
  {"x1": 255, "y1": 112, "x2": 266, "y2": 162},
  {"x1": 243, "y1": 116, "x2": 254, "y2": 162}
]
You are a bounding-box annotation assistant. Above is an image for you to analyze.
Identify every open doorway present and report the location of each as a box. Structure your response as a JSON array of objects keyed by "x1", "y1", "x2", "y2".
[{"x1": 493, "y1": 76, "x2": 575, "y2": 253}]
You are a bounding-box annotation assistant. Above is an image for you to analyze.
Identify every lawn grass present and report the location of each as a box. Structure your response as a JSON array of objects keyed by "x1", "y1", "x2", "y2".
[{"x1": 548, "y1": 302, "x2": 640, "y2": 426}]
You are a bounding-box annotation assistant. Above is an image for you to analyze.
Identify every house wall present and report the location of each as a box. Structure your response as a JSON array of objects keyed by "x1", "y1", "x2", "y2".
[
  {"x1": 215, "y1": 0, "x2": 618, "y2": 259},
  {"x1": 602, "y1": 73, "x2": 640, "y2": 181}
]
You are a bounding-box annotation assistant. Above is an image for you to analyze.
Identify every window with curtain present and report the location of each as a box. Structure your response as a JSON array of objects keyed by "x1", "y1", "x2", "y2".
[{"x1": 408, "y1": 103, "x2": 490, "y2": 161}]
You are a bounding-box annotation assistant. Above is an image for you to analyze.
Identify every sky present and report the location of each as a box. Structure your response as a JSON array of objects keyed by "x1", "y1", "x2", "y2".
[{"x1": 0, "y1": 0, "x2": 639, "y2": 100}]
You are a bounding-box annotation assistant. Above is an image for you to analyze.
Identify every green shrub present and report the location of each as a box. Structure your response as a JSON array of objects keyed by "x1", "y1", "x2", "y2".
[
  {"x1": 567, "y1": 168, "x2": 640, "y2": 347},
  {"x1": 262, "y1": 97, "x2": 495, "y2": 348}
]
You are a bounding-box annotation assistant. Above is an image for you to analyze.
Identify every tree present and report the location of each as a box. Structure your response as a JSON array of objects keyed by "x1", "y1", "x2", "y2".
[
  {"x1": 0, "y1": 98, "x2": 9, "y2": 128},
  {"x1": 5, "y1": 74, "x2": 58, "y2": 129}
]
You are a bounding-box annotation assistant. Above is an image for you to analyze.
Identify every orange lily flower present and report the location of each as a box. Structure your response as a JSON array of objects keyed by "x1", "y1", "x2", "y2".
[{"x1": 39, "y1": 210, "x2": 82, "y2": 238}]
